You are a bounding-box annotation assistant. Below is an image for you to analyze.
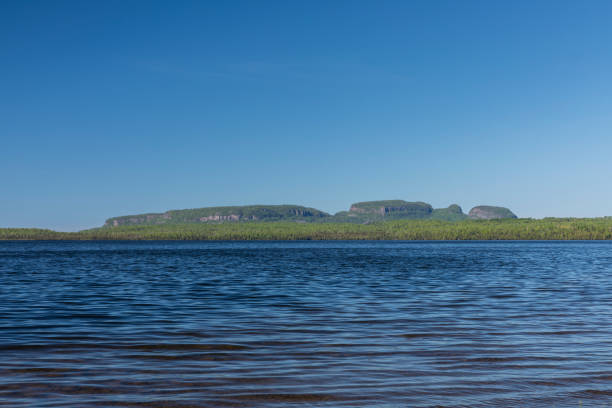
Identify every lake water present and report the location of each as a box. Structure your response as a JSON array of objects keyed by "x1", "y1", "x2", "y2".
[{"x1": 1, "y1": 241, "x2": 612, "y2": 407}]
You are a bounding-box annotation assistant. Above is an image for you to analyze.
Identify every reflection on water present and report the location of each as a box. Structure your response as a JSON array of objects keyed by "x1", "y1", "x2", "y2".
[{"x1": 1, "y1": 241, "x2": 612, "y2": 407}]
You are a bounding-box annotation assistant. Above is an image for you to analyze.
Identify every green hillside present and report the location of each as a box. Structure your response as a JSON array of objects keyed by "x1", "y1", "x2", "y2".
[
  {"x1": 105, "y1": 205, "x2": 330, "y2": 226},
  {"x1": 431, "y1": 204, "x2": 469, "y2": 221}
]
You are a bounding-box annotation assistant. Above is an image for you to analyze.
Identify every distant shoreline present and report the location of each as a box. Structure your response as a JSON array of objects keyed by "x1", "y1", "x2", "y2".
[{"x1": 2, "y1": 218, "x2": 612, "y2": 240}]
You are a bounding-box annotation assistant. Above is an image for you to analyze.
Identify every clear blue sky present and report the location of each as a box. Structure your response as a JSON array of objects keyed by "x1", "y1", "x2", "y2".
[{"x1": 2, "y1": 0, "x2": 612, "y2": 231}]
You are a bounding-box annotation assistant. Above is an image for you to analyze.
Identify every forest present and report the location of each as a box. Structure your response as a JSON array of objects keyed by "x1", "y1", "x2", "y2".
[{"x1": 2, "y1": 218, "x2": 612, "y2": 240}]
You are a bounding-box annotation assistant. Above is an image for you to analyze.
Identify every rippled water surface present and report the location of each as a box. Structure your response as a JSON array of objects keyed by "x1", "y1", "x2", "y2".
[{"x1": 2, "y1": 241, "x2": 612, "y2": 407}]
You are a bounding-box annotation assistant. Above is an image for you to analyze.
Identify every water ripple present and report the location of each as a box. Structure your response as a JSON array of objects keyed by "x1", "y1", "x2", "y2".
[{"x1": 1, "y1": 241, "x2": 612, "y2": 407}]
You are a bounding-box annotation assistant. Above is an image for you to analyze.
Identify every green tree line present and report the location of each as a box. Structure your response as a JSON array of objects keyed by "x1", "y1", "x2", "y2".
[{"x1": 2, "y1": 218, "x2": 612, "y2": 240}]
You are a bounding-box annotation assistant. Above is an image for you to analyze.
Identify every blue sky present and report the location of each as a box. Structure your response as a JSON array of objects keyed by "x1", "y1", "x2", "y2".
[{"x1": 2, "y1": 0, "x2": 612, "y2": 231}]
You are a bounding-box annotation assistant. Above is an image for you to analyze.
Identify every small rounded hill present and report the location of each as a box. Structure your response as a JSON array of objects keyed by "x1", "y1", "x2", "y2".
[{"x1": 468, "y1": 206, "x2": 517, "y2": 220}]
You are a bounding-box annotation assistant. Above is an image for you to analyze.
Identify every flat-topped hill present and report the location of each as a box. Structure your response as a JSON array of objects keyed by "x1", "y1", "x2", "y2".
[
  {"x1": 349, "y1": 200, "x2": 433, "y2": 217},
  {"x1": 105, "y1": 205, "x2": 330, "y2": 227},
  {"x1": 330, "y1": 200, "x2": 434, "y2": 223}
]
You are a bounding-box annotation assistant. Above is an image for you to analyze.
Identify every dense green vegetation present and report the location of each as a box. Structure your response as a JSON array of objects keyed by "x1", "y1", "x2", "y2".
[
  {"x1": 3, "y1": 218, "x2": 612, "y2": 240},
  {"x1": 0, "y1": 228, "x2": 67, "y2": 240}
]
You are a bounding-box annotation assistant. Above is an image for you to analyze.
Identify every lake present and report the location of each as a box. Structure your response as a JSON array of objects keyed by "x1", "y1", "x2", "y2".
[{"x1": 1, "y1": 241, "x2": 612, "y2": 407}]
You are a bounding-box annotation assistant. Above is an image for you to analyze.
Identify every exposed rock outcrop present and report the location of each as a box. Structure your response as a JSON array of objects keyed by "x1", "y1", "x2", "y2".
[
  {"x1": 104, "y1": 205, "x2": 330, "y2": 227},
  {"x1": 469, "y1": 206, "x2": 517, "y2": 220}
]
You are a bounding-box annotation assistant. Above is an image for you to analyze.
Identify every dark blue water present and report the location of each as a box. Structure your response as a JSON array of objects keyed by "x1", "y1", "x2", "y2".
[{"x1": 1, "y1": 241, "x2": 612, "y2": 407}]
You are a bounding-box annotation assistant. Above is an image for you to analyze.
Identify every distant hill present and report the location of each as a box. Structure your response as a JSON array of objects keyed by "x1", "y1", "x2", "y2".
[
  {"x1": 431, "y1": 204, "x2": 469, "y2": 221},
  {"x1": 331, "y1": 200, "x2": 433, "y2": 223},
  {"x1": 468, "y1": 206, "x2": 517, "y2": 220},
  {"x1": 103, "y1": 201, "x2": 517, "y2": 227},
  {"x1": 349, "y1": 200, "x2": 433, "y2": 217},
  {"x1": 104, "y1": 205, "x2": 330, "y2": 227}
]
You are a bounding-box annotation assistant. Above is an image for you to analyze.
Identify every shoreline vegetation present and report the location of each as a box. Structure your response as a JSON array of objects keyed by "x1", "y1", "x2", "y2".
[{"x1": 3, "y1": 218, "x2": 612, "y2": 240}]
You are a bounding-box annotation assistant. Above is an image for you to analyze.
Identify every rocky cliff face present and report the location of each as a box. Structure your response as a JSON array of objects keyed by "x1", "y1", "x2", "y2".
[
  {"x1": 199, "y1": 214, "x2": 243, "y2": 222},
  {"x1": 468, "y1": 206, "x2": 517, "y2": 220},
  {"x1": 104, "y1": 205, "x2": 330, "y2": 227},
  {"x1": 348, "y1": 200, "x2": 434, "y2": 219}
]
